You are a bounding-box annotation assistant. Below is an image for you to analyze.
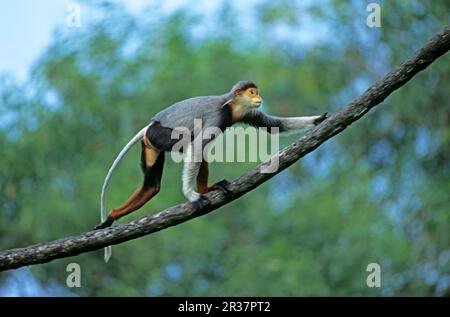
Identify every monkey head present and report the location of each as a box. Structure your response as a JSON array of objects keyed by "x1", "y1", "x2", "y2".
[{"x1": 230, "y1": 80, "x2": 262, "y2": 109}]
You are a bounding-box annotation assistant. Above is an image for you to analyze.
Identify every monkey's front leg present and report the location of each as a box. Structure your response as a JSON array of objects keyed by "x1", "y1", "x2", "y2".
[
  {"x1": 182, "y1": 143, "x2": 211, "y2": 210},
  {"x1": 283, "y1": 112, "x2": 328, "y2": 130}
]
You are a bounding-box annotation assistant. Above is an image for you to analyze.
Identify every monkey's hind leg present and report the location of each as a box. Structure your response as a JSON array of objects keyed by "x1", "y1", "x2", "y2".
[
  {"x1": 196, "y1": 160, "x2": 232, "y2": 196},
  {"x1": 95, "y1": 142, "x2": 164, "y2": 229}
]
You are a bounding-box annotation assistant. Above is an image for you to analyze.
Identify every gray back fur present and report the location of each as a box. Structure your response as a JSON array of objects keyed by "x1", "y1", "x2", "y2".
[
  {"x1": 152, "y1": 95, "x2": 229, "y2": 132},
  {"x1": 151, "y1": 81, "x2": 257, "y2": 132}
]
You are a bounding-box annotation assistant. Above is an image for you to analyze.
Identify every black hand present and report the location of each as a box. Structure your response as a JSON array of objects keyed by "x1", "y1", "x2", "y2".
[
  {"x1": 194, "y1": 195, "x2": 211, "y2": 210},
  {"x1": 94, "y1": 218, "x2": 113, "y2": 230},
  {"x1": 314, "y1": 112, "x2": 328, "y2": 125},
  {"x1": 214, "y1": 179, "x2": 232, "y2": 195}
]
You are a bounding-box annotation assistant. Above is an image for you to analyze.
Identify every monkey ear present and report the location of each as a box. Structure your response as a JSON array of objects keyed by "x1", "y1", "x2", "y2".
[{"x1": 221, "y1": 99, "x2": 232, "y2": 108}]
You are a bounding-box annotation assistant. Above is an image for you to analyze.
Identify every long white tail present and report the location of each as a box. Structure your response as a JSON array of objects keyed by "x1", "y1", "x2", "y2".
[{"x1": 100, "y1": 126, "x2": 149, "y2": 263}]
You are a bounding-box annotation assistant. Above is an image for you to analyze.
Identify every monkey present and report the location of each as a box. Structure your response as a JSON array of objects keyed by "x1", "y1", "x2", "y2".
[{"x1": 95, "y1": 80, "x2": 327, "y2": 261}]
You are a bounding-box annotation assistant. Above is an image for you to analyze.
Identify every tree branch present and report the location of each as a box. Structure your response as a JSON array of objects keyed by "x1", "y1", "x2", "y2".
[{"x1": 1, "y1": 27, "x2": 449, "y2": 271}]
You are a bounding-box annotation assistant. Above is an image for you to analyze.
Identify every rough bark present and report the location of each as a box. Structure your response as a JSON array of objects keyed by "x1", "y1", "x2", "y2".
[{"x1": 0, "y1": 26, "x2": 449, "y2": 271}]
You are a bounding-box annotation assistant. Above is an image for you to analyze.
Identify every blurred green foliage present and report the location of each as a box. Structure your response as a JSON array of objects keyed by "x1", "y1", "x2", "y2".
[{"x1": 0, "y1": 1, "x2": 449, "y2": 296}]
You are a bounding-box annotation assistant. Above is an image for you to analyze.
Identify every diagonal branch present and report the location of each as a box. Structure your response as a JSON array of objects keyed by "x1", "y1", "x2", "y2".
[{"x1": 1, "y1": 27, "x2": 449, "y2": 271}]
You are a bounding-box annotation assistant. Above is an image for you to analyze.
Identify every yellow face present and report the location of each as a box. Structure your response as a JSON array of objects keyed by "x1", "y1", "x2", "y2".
[
  {"x1": 242, "y1": 87, "x2": 262, "y2": 108},
  {"x1": 230, "y1": 86, "x2": 263, "y2": 121}
]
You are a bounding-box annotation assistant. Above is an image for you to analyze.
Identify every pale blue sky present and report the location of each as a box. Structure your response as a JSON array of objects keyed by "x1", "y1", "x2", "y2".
[
  {"x1": 0, "y1": 0, "x2": 196, "y2": 82},
  {"x1": 0, "y1": 0, "x2": 324, "y2": 83}
]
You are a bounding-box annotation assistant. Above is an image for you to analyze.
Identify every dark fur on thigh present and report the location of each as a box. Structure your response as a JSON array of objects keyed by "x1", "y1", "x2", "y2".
[{"x1": 146, "y1": 121, "x2": 189, "y2": 152}]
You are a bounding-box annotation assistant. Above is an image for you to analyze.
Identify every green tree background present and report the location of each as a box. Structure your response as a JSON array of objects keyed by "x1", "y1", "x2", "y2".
[{"x1": 0, "y1": 1, "x2": 449, "y2": 296}]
